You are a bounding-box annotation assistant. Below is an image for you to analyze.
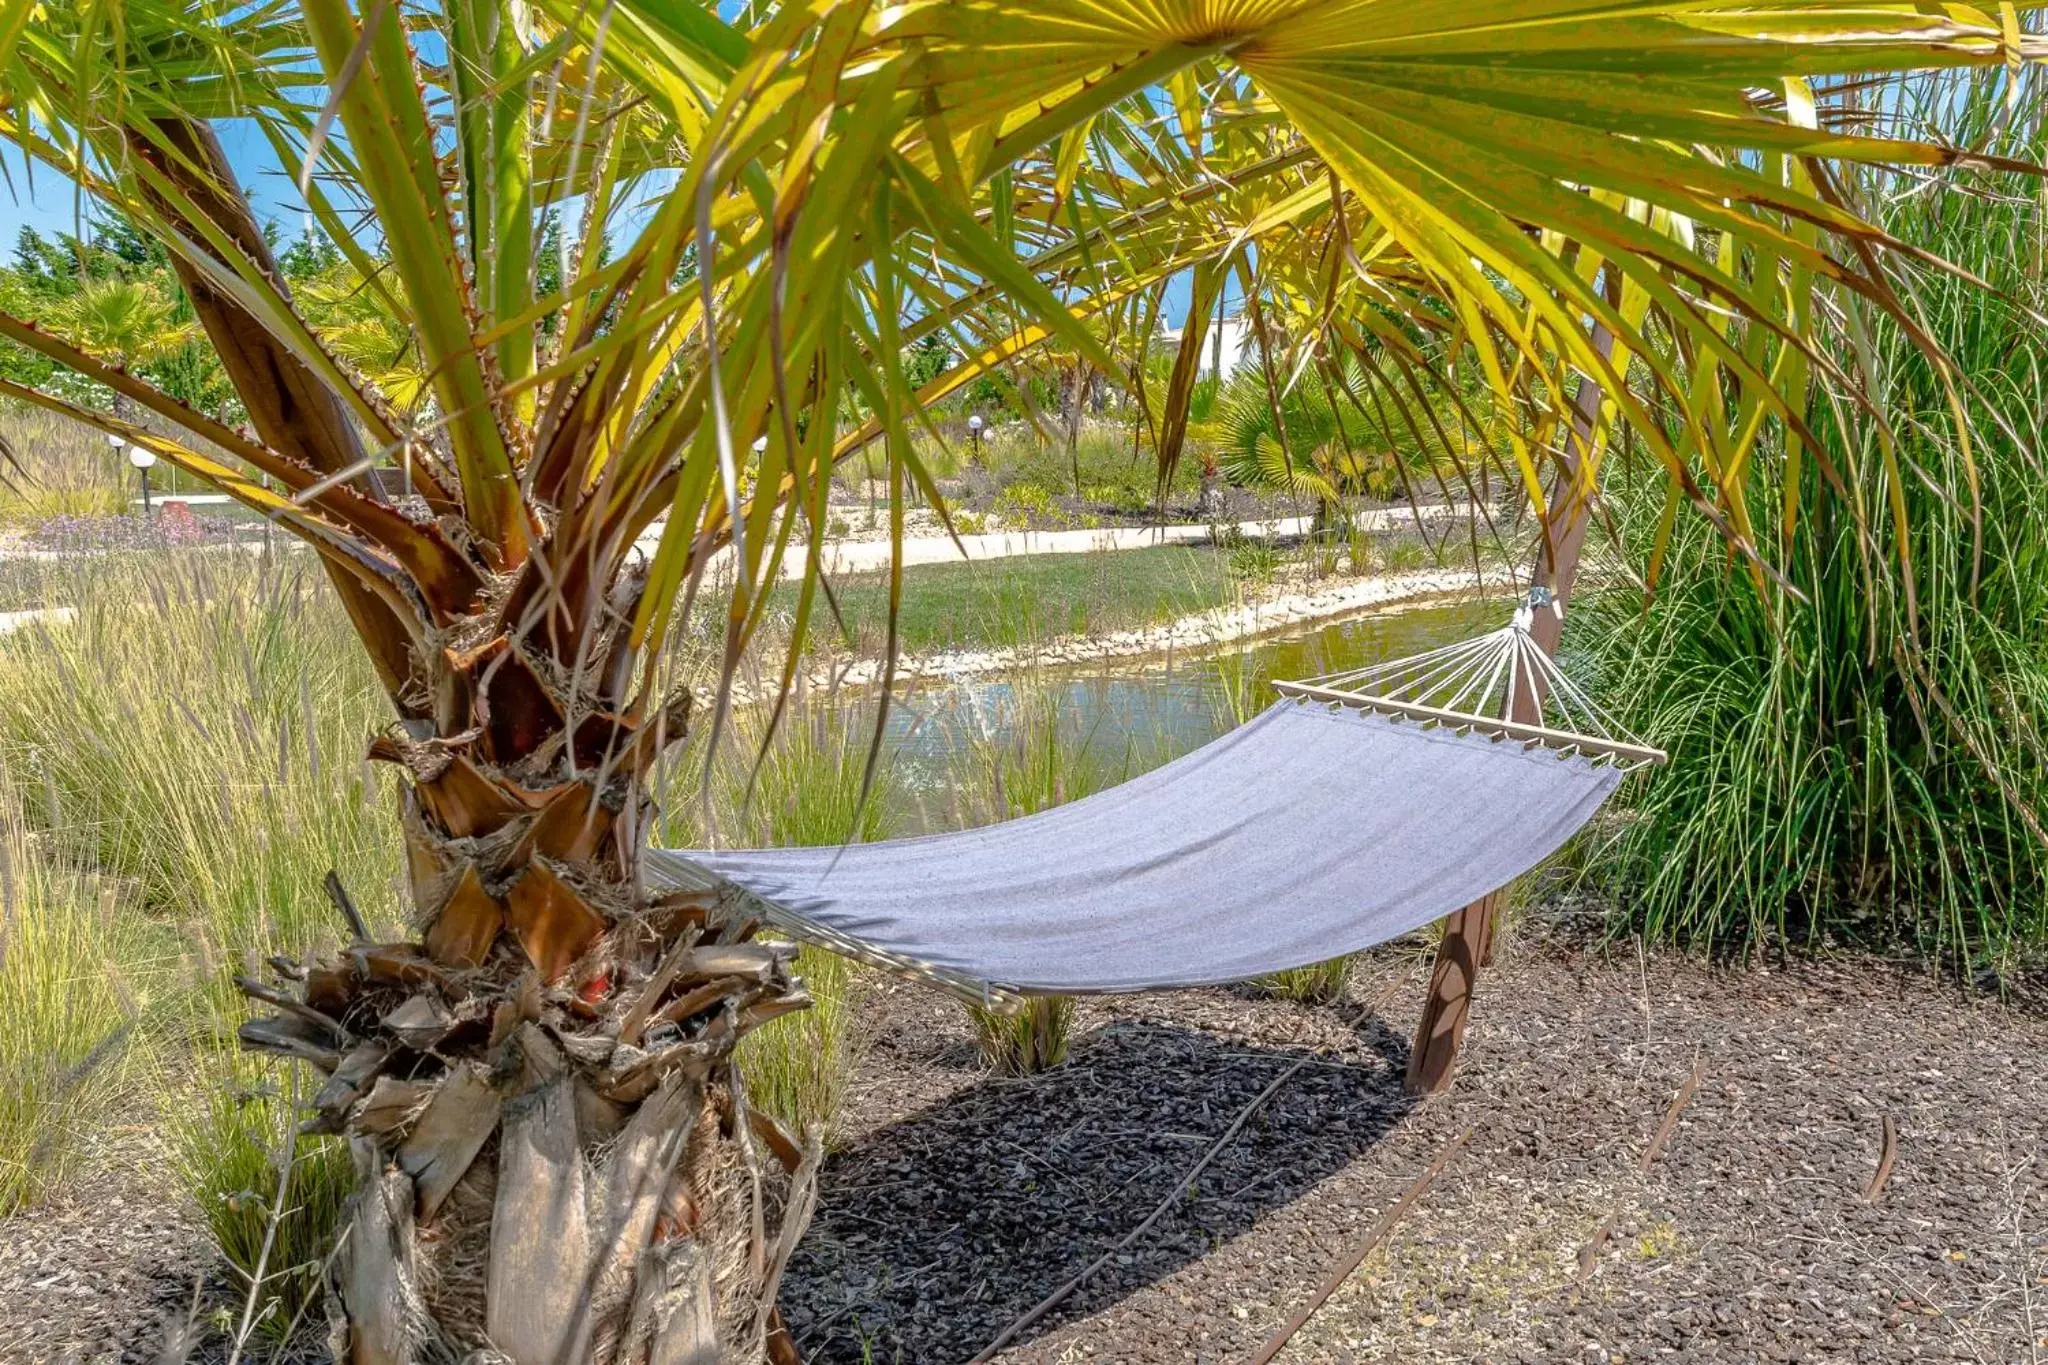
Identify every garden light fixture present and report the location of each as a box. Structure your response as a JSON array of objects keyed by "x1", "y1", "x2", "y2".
[{"x1": 127, "y1": 443, "x2": 158, "y2": 519}]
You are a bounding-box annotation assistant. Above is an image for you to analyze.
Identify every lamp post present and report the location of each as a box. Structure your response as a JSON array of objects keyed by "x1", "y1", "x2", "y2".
[
  {"x1": 967, "y1": 413, "x2": 984, "y2": 461},
  {"x1": 127, "y1": 443, "x2": 159, "y2": 520}
]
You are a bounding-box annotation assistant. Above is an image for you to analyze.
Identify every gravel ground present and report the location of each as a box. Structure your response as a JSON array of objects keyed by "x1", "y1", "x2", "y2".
[{"x1": 4, "y1": 931, "x2": 2043, "y2": 1364}]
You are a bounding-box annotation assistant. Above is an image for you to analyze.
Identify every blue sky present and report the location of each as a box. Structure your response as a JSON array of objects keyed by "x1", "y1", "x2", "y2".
[
  {"x1": 0, "y1": 101, "x2": 1209, "y2": 323},
  {"x1": 0, "y1": 121, "x2": 303, "y2": 249}
]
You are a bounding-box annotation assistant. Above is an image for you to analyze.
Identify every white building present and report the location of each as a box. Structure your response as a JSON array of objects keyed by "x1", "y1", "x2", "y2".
[{"x1": 1159, "y1": 313, "x2": 1254, "y2": 378}]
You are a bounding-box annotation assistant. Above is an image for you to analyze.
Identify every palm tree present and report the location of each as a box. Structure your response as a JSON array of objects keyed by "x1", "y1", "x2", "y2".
[
  {"x1": 0, "y1": 1, "x2": 2037, "y2": 1358},
  {"x1": 43, "y1": 274, "x2": 196, "y2": 371}
]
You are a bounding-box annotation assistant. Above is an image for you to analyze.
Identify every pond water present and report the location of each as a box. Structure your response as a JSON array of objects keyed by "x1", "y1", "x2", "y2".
[{"x1": 873, "y1": 594, "x2": 1511, "y2": 834}]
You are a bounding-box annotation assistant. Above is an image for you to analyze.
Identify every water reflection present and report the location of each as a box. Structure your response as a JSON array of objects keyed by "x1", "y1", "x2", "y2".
[{"x1": 878, "y1": 595, "x2": 1507, "y2": 833}]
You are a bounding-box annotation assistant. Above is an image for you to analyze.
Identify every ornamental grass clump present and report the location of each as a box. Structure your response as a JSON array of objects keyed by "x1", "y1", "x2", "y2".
[
  {"x1": 1585, "y1": 68, "x2": 2048, "y2": 969},
  {"x1": 1254, "y1": 955, "x2": 1352, "y2": 1005},
  {"x1": 161, "y1": 1044, "x2": 353, "y2": 1346},
  {"x1": 970, "y1": 996, "x2": 1075, "y2": 1075},
  {"x1": 0, "y1": 404, "x2": 126, "y2": 527},
  {"x1": 0, "y1": 776, "x2": 148, "y2": 1214},
  {"x1": 0, "y1": 551, "x2": 401, "y2": 960}
]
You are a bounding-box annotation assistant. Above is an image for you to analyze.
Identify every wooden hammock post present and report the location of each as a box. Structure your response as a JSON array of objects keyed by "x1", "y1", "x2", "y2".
[{"x1": 1404, "y1": 326, "x2": 1612, "y2": 1097}]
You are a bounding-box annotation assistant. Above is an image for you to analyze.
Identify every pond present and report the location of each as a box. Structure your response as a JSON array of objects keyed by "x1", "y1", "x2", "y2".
[{"x1": 872, "y1": 594, "x2": 1511, "y2": 834}]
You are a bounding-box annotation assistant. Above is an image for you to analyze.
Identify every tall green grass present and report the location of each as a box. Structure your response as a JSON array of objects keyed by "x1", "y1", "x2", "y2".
[
  {"x1": 0, "y1": 550, "x2": 401, "y2": 966},
  {"x1": 0, "y1": 550, "x2": 388, "y2": 1290},
  {"x1": 954, "y1": 680, "x2": 1132, "y2": 824},
  {"x1": 0, "y1": 776, "x2": 152, "y2": 1213},
  {"x1": 661, "y1": 699, "x2": 894, "y2": 1142},
  {"x1": 0, "y1": 404, "x2": 128, "y2": 527},
  {"x1": 1586, "y1": 70, "x2": 2048, "y2": 967},
  {"x1": 1254, "y1": 956, "x2": 1352, "y2": 1005}
]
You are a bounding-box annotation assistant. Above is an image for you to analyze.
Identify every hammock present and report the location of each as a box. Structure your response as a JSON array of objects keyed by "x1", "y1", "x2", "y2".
[{"x1": 645, "y1": 599, "x2": 1664, "y2": 1005}]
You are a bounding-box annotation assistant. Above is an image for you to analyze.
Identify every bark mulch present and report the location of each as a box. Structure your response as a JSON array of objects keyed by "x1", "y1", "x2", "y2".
[
  {"x1": 3, "y1": 933, "x2": 2044, "y2": 1363},
  {"x1": 781, "y1": 938, "x2": 2048, "y2": 1364},
  {"x1": 0, "y1": 1117, "x2": 220, "y2": 1363}
]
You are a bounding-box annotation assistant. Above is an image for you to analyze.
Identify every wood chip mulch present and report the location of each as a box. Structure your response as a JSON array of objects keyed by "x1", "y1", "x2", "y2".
[
  {"x1": 781, "y1": 939, "x2": 2048, "y2": 1365},
  {"x1": 3, "y1": 931, "x2": 2043, "y2": 1364}
]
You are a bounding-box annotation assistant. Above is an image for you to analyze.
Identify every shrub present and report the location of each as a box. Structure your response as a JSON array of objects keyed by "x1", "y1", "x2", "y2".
[
  {"x1": 1226, "y1": 539, "x2": 1283, "y2": 583},
  {"x1": 994, "y1": 479, "x2": 1061, "y2": 528}
]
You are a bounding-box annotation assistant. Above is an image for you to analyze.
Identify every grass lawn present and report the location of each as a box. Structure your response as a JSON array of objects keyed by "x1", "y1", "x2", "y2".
[{"x1": 821, "y1": 543, "x2": 1239, "y2": 654}]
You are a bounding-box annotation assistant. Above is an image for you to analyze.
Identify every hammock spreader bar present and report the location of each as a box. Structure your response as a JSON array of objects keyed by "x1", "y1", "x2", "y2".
[{"x1": 1269, "y1": 681, "x2": 1666, "y2": 769}]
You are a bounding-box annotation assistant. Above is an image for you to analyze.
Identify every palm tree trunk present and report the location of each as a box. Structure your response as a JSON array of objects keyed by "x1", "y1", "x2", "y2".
[
  {"x1": 244, "y1": 754, "x2": 818, "y2": 1363},
  {"x1": 1405, "y1": 324, "x2": 1612, "y2": 1096},
  {"x1": 132, "y1": 115, "x2": 814, "y2": 1361}
]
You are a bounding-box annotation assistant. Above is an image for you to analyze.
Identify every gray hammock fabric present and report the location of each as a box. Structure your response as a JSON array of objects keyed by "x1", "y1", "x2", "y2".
[{"x1": 645, "y1": 699, "x2": 1622, "y2": 997}]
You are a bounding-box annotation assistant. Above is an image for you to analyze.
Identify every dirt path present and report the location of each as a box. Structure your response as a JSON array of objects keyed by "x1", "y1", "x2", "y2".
[{"x1": 783, "y1": 930, "x2": 2048, "y2": 1364}]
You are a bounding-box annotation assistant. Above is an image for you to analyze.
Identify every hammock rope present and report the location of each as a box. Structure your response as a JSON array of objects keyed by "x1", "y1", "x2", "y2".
[{"x1": 1276, "y1": 596, "x2": 1664, "y2": 771}]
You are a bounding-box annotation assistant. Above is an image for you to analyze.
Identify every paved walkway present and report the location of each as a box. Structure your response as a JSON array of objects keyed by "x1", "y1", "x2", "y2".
[
  {"x1": 641, "y1": 501, "x2": 1478, "y2": 579},
  {"x1": 0, "y1": 504, "x2": 1482, "y2": 642}
]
